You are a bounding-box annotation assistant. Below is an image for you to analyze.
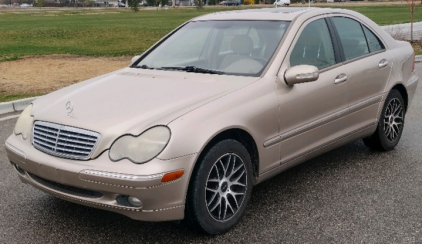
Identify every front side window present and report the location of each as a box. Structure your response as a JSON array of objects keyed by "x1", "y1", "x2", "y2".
[
  {"x1": 135, "y1": 21, "x2": 289, "y2": 77},
  {"x1": 331, "y1": 17, "x2": 369, "y2": 61},
  {"x1": 290, "y1": 18, "x2": 336, "y2": 70}
]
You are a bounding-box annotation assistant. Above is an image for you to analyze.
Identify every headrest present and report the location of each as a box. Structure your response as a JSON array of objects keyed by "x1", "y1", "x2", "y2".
[{"x1": 230, "y1": 35, "x2": 254, "y2": 55}]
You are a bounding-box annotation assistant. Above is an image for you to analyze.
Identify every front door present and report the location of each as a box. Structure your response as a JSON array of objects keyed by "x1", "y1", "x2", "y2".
[{"x1": 273, "y1": 17, "x2": 350, "y2": 165}]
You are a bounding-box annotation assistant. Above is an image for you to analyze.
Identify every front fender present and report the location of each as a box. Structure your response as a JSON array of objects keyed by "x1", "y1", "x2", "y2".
[{"x1": 158, "y1": 77, "x2": 281, "y2": 176}]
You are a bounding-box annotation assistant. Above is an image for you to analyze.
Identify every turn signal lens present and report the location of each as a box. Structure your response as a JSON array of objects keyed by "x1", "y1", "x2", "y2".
[{"x1": 161, "y1": 170, "x2": 184, "y2": 183}]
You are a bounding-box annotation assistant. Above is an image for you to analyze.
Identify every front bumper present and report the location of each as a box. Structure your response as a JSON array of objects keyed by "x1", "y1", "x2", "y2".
[{"x1": 5, "y1": 134, "x2": 197, "y2": 222}]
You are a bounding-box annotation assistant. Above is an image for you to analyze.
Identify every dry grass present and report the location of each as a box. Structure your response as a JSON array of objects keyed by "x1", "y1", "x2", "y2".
[
  {"x1": 0, "y1": 55, "x2": 130, "y2": 102},
  {"x1": 1, "y1": 6, "x2": 421, "y2": 102},
  {"x1": 412, "y1": 41, "x2": 422, "y2": 55}
]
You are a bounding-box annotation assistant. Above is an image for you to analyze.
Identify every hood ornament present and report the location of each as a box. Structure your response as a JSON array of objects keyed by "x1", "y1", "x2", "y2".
[{"x1": 65, "y1": 101, "x2": 73, "y2": 117}]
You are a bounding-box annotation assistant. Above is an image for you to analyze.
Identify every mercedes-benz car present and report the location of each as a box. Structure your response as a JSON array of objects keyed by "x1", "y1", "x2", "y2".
[{"x1": 5, "y1": 8, "x2": 418, "y2": 234}]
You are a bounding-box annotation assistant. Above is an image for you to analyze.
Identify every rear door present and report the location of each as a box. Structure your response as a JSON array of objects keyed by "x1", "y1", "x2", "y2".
[{"x1": 329, "y1": 16, "x2": 391, "y2": 126}]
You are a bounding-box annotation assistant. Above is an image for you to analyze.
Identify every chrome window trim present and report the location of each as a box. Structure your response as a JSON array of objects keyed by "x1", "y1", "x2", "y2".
[{"x1": 339, "y1": 49, "x2": 386, "y2": 66}]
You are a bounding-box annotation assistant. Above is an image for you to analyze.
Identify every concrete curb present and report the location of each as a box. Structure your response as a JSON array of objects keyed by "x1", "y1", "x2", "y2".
[
  {"x1": 415, "y1": 55, "x2": 422, "y2": 63},
  {"x1": 0, "y1": 97, "x2": 38, "y2": 115}
]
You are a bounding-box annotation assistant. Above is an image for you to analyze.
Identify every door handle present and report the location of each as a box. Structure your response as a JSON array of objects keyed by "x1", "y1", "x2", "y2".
[
  {"x1": 379, "y1": 59, "x2": 388, "y2": 68},
  {"x1": 334, "y1": 73, "x2": 348, "y2": 84}
]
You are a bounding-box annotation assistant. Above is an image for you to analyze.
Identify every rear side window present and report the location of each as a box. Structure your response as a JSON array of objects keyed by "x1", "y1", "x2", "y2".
[
  {"x1": 363, "y1": 26, "x2": 385, "y2": 52},
  {"x1": 290, "y1": 19, "x2": 336, "y2": 70},
  {"x1": 331, "y1": 17, "x2": 369, "y2": 61}
]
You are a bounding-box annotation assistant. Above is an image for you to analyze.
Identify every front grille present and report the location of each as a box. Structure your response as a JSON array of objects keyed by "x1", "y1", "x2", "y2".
[
  {"x1": 29, "y1": 172, "x2": 103, "y2": 198},
  {"x1": 32, "y1": 121, "x2": 101, "y2": 160}
]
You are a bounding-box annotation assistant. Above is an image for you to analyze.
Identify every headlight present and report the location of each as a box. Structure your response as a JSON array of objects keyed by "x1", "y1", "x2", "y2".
[
  {"x1": 109, "y1": 126, "x2": 171, "y2": 164},
  {"x1": 14, "y1": 104, "x2": 33, "y2": 140}
]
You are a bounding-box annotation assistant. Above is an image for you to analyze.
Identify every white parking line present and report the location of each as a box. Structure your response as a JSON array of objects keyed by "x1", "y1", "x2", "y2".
[{"x1": 0, "y1": 115, "x2": 20, "y2": 122}]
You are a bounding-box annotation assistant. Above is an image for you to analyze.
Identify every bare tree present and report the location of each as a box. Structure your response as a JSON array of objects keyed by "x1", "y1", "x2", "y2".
[{"x1": 405, "y1": 0, "x2": 418, "y2": 41}]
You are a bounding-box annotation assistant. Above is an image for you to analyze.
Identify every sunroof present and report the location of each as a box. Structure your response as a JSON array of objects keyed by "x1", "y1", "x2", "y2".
[{"x1": 228, "y1": 7, "x2": 311, "y2": 14}]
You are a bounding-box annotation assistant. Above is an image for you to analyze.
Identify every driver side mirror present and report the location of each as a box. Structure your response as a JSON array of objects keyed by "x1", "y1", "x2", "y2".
[
  {"x1": 284, "y1": 65, "x2": 319, "y2": 86},
  {"x1": 131, "y1": 55, "x2": 142, "y2": 65}
]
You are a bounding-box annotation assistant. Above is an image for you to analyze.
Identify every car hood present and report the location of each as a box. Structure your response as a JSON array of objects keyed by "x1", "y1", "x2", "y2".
[{"x1": 31, "y1": 67, "x2": 258, "y2": 157}]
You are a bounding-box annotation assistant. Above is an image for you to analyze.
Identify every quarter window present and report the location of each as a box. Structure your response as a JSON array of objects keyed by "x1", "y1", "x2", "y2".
[
  {"x1": 331, "y1": 17, "x2": 369, "y2": 61},
  {"x1": 290, "y1": 19, "x2": 336, "y2": 70},
  {"x1": 363, "y1": 26, "x2": 385, "y2": 52}
]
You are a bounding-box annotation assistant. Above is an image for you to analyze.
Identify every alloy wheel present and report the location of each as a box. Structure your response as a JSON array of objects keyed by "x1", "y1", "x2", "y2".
[
  {"x1": 205, "y1": 153, "x2": 247, "y2": 222},
  {"x1": 383, "y1": 98, "x2": 404, "y2": 142}
]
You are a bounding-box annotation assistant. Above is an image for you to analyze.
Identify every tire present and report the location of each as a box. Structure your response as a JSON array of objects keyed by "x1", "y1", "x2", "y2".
[
  {"x1": 362, "y1": 89, "x2": 405, "y2": 151},
  {"x1": 184, "y1": 139, "x2": 253, "y2": 234}
]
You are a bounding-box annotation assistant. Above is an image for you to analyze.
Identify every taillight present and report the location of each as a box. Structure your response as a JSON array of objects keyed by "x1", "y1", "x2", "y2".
[{"x1": 412, "y1": 53, "x2": 415, "y2": 72}]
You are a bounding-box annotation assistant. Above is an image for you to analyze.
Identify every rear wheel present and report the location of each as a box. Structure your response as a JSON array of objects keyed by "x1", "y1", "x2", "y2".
[
  {"x1": 363, "y1": 89, "x2": 405, "y2": 151},
  {"x1": 184, "y1": 139, "x2": 253, "y2": 234}
]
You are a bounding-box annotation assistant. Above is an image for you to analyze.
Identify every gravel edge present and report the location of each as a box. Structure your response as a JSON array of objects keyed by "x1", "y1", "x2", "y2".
[{"x1": 0, "y1": 97, "x2": 38, "y2": 115}]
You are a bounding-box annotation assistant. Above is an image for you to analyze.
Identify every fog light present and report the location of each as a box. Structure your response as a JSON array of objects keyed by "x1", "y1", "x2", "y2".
[
  {"x1": 14, "y1": 164, "x2": 25, "y2": 175},
  {"x1": 128, "y1": 196, "x2": 143, "y2": 207}
]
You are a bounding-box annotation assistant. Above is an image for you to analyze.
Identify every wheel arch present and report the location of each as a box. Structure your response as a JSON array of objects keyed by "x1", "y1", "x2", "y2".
[
  {"x1": 391, "y1": 83, "x2": 409, "y2": 113},
  {"x1": 192, "y1": 128, "x2": 260, "y2": 185}
]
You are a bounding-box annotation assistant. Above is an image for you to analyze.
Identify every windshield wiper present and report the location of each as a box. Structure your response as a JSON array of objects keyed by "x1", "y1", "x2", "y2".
[
  {"x1": 134, "y1": 64, "x2": 162, "y2": 70},
  {"x1": 161, "y1": 66, "x2": 225, "y2": 75}
]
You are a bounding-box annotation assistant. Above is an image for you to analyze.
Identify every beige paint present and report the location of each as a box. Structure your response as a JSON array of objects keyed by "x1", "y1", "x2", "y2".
[{"x1": 5, "y1": 7, "x2": 418, "y2": 221}]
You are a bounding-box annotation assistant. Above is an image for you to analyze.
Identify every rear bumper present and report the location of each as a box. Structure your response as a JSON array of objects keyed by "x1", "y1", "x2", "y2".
[
  {"x1": 5, "y1": 134, "x2": 197, "y2": 222},
  {"x1": 405, "y1": 73, "x2": 419, "y2": 110}
]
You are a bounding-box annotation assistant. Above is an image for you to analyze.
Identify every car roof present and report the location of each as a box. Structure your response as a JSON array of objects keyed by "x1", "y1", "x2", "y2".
[
  {"x1": 193, "y1": 7, "x2": 350, "y2": 21},
  {"x1": 190, "y1": 7, "x2": 400, "y2": 56}
]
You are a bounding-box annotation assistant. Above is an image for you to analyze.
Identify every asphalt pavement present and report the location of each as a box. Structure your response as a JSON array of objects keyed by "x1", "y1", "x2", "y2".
[{"x1": 1, "y1": 65, "x2": 422, "y2": 243}]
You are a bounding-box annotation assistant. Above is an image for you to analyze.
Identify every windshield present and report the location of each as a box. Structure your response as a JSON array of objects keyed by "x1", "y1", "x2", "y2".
[{"x1": 134, "y1": 20, "x2": 290, "y2": 76}]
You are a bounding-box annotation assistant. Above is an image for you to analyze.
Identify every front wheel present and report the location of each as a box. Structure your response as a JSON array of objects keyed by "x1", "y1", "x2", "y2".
[
  {"x1": 363, "y1": 89, "x2": 405, "y2": 151},
  {"x1": 184, "y1": 139, "x2": 253, "y2": 234}
]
